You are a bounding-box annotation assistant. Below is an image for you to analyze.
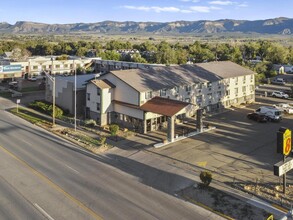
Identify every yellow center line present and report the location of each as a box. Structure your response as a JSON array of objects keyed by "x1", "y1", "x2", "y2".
[{"x1": 0, "y1": 145, "x2": 103, "y2": 220}]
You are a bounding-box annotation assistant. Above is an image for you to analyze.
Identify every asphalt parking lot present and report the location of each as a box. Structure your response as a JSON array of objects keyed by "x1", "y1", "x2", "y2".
[{"x1": 150, "y1": 94, "x2": 293, "y2": 187}]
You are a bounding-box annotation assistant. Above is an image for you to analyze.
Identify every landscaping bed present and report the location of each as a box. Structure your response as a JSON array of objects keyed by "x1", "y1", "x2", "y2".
[{"x1": 180, "y1": 184, "x2": 271, "y2": 220}]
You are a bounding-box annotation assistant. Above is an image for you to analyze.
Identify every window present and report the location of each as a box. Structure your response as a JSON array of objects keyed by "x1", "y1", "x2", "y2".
[
  {"x1": 97, "y1": 88, "x2": 101, "y2": 96},
  {"x1": 55, "y1": 64, "x2": 60, "y2": 69},
  {"x1": 196, "y1": 95, "x2": 202, "y2": 103},
  {"x1": 226, "y1": 90, "x2": 230, "y2": 96},
  {"x1": 145, "y1": 91, "x2": 152, "y2": 99},
  {"x1": 87, "y1": 93, "x2": 90, "y2": 101},
  {"x1": 33, "y1": 66, "x2": 38, "y2": 70},
  {"x1": 235, "y1": 77, "x2": 238, "y2": 85},
  {"x1": 250, "y1": 75, "x2": 254, "y2": 82},
  {"x1": 160, "y1": 89, "x2": 167, "y2": 96},
  {"x1": 217, "y1": 91, "x2": 221, "y2": 96},
  {"x1": 185, "y1": 85, "x2": 191, "y2": 92},
  {"x1": 234, "y1": 88, "x2": 238, "y2": 95},
  {"x1": 185, "y1": 98, "x2": 191, "y2": 103},
  {"x1": 207, "y1": 93, "x2": 212, "y2": 100},
  {"x1": 96, "y1": 103, "x2": 100, "y2": 111},
  {"x1": 243, "y1": 76, "x2": 246, "y2": 84},
  {"x1": 242, "y1": 86, "x2": 246, "y2": 93},
  {"x1": 174, "y1": 86, "x2": 179, "y2": 94},
  {"x1": 207, "y1": 82, "x2": 212, "y2": 88},
  {"x1": 198, "y1": 84, "x2": 203, "y2": 89},
  {"x1": 250, "y1": 85, "x2": 254, "y2": 91}
]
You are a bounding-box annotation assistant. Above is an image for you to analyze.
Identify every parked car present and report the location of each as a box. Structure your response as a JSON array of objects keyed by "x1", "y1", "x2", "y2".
[
  {"x1": 255, "y1": 106, "x2": 282, "y2": 122},
  {"x1": 27, "y1": 76, "x2": 37, "y2": 81},
  {"x1": 271, "y1": 78, "x2": 286, "y2": 85},
  {"x1": 271, "y1": 91, "x2": 289, "y2": 99},
  {"x1": 247, "y1": 112, "x2": 268, "y2": 123},
  {"x1": 273, "y1": 103, "x2": 293, "y2": 114}
]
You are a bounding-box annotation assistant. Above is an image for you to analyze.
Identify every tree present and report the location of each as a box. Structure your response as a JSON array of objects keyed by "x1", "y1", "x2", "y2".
[{"x1": 109, "y1": 124, "x2": 119, "y2": 141}]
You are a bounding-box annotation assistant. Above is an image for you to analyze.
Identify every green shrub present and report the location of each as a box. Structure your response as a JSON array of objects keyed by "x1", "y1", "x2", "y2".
[
  {"x1": 100, "y1": 136, "x2": 106, "y2": 145},
  {"x1": 109, "y1": 124, "x2": 119, "y2": 136},
  {"x1": 29, "y1": 101, "x2": 63, "y2": 118},
  {"x1": 85, "y1": 119, "x2": 96, "y2": 127},
  {"x1": 200, "y1": 171, "x2": 212, "y2": 186}
]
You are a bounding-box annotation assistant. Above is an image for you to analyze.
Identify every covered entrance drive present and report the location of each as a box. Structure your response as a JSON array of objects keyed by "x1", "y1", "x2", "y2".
[{"x1": 141, "y1": 97, "x2": 191, "y2": 143}]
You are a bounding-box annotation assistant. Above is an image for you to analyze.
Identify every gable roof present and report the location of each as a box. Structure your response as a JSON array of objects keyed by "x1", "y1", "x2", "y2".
[
  {"x1": 110, "y1": 66, "x2": 203, "y2": 92},
  {"x1": 91, "y1": 79, "x2": 116, "y2": 89},
  {"x1": 192, "y1": 61, "x2": 256, "y2": 79},
  {"x1": 110, "y1": 61, "x2": 256, "y2": 92}
]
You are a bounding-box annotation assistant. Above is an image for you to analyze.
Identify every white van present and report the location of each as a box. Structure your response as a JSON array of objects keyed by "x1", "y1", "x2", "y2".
[{"x1": 255, "y1": 106, "x2": 282, "y2": 122}]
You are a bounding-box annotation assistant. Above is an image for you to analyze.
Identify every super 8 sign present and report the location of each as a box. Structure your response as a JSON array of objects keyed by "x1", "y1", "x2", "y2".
[
  {"x1": 277, "y1": 127, "x2": 292, "y2": 156},
  {"x1": 283, "y1": 129, "x2": 292, "y2": 156}
]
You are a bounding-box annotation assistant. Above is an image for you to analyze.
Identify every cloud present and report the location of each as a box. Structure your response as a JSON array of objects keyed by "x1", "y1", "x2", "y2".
[
  {"x1": 123, "y1": 5, "x2": 182, "y2": 13},
  {"x1": 189, "y1": 6, "x2": 213, "y2": 13},
  {"x1": 208, "y1": 1, "x2": 235, "y2": 5},
  {"x1": 123, "y1": 5, "x2": 221, "y2": 14},
  {"x1": 238, "y1": 2, "x2": 248, "y2": 7}
]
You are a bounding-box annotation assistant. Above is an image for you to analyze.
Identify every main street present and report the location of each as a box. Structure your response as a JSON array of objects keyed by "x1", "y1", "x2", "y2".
[{"x1": 0, "y1": 101, "x2": 223, "y2": 219}]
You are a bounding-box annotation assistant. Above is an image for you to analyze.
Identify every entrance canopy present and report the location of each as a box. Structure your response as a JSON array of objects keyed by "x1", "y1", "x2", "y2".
[{"x1": 140, "y1": 96, "x2": 189, "y2": 117}]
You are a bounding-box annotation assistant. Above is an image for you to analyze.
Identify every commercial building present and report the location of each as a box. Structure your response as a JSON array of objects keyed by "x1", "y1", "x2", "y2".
[{"x1": 85, "y1": 61, "x2": 256, "y2": 139}]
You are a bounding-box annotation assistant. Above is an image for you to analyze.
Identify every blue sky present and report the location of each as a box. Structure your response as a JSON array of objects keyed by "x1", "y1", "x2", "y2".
[{"x1": 1, "y1": 0, "x2": 292, "y2": 24}]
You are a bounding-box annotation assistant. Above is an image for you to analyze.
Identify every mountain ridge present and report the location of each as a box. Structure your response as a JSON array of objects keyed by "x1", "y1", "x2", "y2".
[{"x1": 1, "y1": 17, "x2": 293, "y2": 35}]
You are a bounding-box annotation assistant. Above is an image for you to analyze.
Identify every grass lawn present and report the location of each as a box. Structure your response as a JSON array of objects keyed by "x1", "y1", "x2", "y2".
[{"x1": 9, "y1": 108, "x2": 52, "y2": 126}]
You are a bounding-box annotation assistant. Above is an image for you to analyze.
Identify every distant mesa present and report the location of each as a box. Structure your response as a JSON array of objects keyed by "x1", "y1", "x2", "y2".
[{"x1": 0, "y1": 17, "x2": 292, "y2": 35}]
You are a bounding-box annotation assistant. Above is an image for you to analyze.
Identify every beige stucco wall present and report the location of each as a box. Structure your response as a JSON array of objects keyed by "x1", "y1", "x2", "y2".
[
  {"x1": 114, "y1": 104, "x2": 144, "y2": 120},
  {"x1": 101, "y1": 73, "x2": 139, "y2": 106}
]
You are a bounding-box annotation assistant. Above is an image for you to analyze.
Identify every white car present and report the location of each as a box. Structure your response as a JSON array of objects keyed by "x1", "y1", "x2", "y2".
[
  {"x1": 272, "y1": 91, "x2": 289, "y2": 99},
  {"x1": 273, "y1": 103, "x2": 293, "y2": 114}
]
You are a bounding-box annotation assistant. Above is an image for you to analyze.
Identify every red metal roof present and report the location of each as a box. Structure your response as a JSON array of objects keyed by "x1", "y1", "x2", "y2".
[{"x1": 140, "y1": 96, "x2": 189, "y2": 117}]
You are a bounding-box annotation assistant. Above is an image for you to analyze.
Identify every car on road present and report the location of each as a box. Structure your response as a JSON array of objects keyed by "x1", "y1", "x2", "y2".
[
  {"x1": 27, "y1": 76, "x2": 37, "y2": 81},
  {"x1": 272, "y1": 91, "x2": 289, "y2": 99},
  {"x1": 247, "y1": 112, "x2": 268, "y2": 123}
]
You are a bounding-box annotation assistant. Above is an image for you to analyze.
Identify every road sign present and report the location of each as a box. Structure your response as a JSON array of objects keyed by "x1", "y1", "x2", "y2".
[
  {"x1": 274, "y1": 157, "x2": 293, "y2": 176},
  {"x1": 16, "y1": 99, "x2": 20, "y2": 104}
]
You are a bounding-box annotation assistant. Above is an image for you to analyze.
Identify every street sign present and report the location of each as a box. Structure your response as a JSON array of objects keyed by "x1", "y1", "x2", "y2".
[
  {"x1": 16, "y1": 99, "x2": 20, "y2": 104},
  {"x1": 274, "y1": 157, "x2": 293, "y2": 176}
]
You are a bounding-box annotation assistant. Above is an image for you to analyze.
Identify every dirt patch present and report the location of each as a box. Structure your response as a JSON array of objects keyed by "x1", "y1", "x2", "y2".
[
  {"x1": 236, "y1": 182, "x2": 293, "y2": 209},
  {"x1": 180, "y1": 184, "x2": 271, "y2": 220},
  {"x1": 52, "y1": 127, "x2": 112, "y2": 154}
]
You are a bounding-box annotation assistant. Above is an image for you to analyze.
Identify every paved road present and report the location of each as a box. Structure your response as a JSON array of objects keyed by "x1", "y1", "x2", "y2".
[{"x1": 0, "y1": 108, "x2": 224, "y2": 219}]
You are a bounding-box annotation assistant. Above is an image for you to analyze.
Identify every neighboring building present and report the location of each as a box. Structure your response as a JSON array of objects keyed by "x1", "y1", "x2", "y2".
[
  {"x1": 93, "y1": 59, "x2": 166, "y2": 73},
  {"x1": 86, "y1": 61, "x2": 256, "y2": 139},
  {"x1": 46, "y1": 73, "x2": 100, "y2": 116},
  {"x1": 0, "y1": 64, "x2": 22, "y2": 82},
  {"x1": 14, "y1": 56, "x2": 95, "y2": 77}
]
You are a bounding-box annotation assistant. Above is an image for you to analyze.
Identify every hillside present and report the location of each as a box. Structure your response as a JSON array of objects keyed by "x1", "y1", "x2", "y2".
[{"x1": 0, "y1": 17, "x2": 292, "y2": 35}]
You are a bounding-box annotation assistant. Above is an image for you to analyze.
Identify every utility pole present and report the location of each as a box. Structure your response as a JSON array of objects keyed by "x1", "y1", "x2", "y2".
[
  {"x1": 74, "y1": 59, "x2": 77, "y2": 131},
  {"x1": 51, "y1": 57, "x2": 55, "y2": 126}
]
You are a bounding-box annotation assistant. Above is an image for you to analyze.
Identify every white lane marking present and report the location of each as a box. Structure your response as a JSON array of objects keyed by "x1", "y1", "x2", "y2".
[
  {"x1": 22, "y1": 140, "x2": 31, "y2": 145},
  {"x1": 34, "y1": 203, "x2": 55, "y2": 220},
  {"x1": 64, "y1": 164, "x2": 80, "y2": 174}
]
